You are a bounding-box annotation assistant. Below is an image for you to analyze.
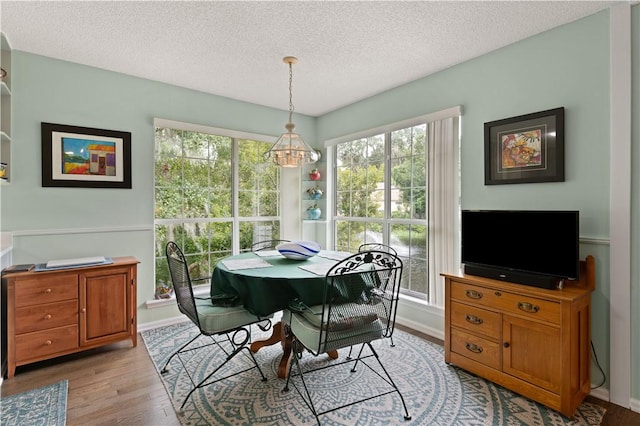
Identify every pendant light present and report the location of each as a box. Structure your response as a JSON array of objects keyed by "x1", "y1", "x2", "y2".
[{"x1": 264, "y1": 56, "x2": 319, "y2": 167}]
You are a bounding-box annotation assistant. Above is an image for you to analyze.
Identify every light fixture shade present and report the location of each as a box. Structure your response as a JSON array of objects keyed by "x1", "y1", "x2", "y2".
[
  {"x1": 264, "y1": 127, "x2": 319, "y2": 168},
  {"x1": 264, "y1": 55, "x2": 318, "y2": 168}
]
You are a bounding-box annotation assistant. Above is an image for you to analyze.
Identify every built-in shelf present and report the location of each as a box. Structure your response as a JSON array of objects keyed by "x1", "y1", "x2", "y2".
[{"x1": 1, "y1": 32, "x2": 12, "y2": 184}]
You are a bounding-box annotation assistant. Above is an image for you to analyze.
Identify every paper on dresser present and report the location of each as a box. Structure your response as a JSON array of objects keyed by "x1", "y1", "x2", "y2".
[{"x1": 46, "y1": 256, "x2": 107, "y2": 268}]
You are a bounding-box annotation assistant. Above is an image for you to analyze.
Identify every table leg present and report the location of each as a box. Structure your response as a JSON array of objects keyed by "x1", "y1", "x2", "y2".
[
  {"x1": 277, "y1": 322, "x2": 293, "y2": 379},
  {"x1": 277, "y1": 324, "x2": 340, "y2": 378},
  {"x1": 250, "y1": 321, "x2": 282, "y2": 353},
  {"x1": 251, "y1": 320, "x2": 341, "y2": 379}
]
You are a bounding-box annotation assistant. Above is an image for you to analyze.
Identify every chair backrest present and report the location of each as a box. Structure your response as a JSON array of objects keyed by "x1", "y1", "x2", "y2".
[
  {"x1": 165, "y1": 241, "x2": 201, "y2": 330},
  {"x1": 251, "y1": 239, "x2": 291, "y2": 252},
  {"x1": 358, "y1": 242, "x2": 398, "y2": 257},
  {"x1": 315, "y1": 250, "x2": 403, "y2": 352}
]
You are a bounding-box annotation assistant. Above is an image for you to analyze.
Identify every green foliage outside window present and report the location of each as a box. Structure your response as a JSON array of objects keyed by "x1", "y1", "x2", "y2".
[
  {"x1": 334, "y1": 126, "x2": 428, "y2": 297},
  {"x1": 154, "y1": 127, "x2": 280, "y2": 291}
]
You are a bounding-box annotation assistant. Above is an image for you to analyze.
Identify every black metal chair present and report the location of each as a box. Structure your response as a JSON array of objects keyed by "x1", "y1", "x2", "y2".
[
  {"x1": 282, "y1": 250, "x2": 411, "y2": 425},
  {"x1": 358, "y1": 242, "x2": 398, "y2": 257},
  {"x1": 355, "y1": 242, "x2": 399, "y2": 352},
  {"x1": 251, "y1": 239, "x2": 290, "y2": 252},
  {"x1": 162, "y1": 241, "x2": 269, "y2": 412}
]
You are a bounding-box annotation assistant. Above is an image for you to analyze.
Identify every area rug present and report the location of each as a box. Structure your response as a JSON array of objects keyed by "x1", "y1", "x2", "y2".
[
  {"x1": 1, "y1": 380, "x2": 68, "y2": 426},
  {"x1": 142, "y1": 322, "x2": 605, "y2": 426}
]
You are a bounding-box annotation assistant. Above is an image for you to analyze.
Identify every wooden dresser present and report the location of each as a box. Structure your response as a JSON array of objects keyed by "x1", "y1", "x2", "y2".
[
  {"x1": 2, "y1": 256, "x2": 138, "y2": 378},
  {"x1": 442, "y1": 255, "x2": 594, "y2": 417}
]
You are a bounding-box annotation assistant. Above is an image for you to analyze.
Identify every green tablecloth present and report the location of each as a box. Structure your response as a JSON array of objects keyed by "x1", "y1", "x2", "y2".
[{"x1": 211, "y1": 252, "x2": 341, "y2": 317}]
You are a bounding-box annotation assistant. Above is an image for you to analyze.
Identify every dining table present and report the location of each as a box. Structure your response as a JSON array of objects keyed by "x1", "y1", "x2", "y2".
[{"x1": 211, "y1": 249, "x2": 352, "y2": 378}]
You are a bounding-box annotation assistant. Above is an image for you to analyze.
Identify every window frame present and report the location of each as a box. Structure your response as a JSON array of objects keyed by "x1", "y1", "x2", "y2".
[
  {"x1": 153, "y1": 118, "x2": 281, "y2": 290},
  {"x1": 326, "y1": 106, "x2": 462, "y2": 305}
]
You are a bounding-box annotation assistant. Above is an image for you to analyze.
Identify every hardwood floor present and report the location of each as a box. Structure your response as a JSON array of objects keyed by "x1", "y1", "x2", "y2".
[
  {"x1": 1, "y1": 326, "x2": 639, "y2": 425},
  {"x1": 1, "y1": 340, "x2": 180, "y2": 425}
]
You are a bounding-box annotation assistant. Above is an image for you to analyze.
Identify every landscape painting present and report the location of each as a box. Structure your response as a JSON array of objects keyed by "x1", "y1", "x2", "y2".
[{"x1": 42, "y1": 122, "x2": 132, "y2": 188}]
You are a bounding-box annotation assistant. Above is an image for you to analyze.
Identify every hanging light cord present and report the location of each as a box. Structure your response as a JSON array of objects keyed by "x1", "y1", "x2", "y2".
[{"x1": 288, "y1": 61, "x2": 294, "y2": 125}]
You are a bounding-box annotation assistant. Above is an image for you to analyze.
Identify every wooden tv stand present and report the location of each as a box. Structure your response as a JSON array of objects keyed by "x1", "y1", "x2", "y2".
[
  {"x1": 2, "y1": 256, "x2": 138, "y2": 378},
  {"x1": 442, "y1": 255, "x2": 594, "y2": 417}
]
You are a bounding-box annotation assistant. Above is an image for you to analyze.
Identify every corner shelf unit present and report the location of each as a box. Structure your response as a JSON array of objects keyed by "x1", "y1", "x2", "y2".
[
  {"x1": 300, "y1": 156, "x2": 329, "y2": 246},
  {"x1": 1, "y1": 32, "x2": 12, "y2": 185},
  {"x1": 301, "y1": 161, "x2": 326, "y2": 222}
]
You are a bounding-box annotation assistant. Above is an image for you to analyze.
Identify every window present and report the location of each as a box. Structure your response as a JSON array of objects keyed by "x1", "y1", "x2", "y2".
[
  {"x1": 154, "y1": 121, "x2": 280, "y2": 292},
  {"x1": 332, "y1": 108, "x2": 460, "y2": 305}
]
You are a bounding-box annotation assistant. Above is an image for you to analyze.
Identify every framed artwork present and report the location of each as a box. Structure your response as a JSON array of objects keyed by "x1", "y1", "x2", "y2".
[
  {"x1": 42, "y1": 122, "x2": 132, "y2": 188},
  {"x1": 484, "y1": 107, "x2": 564, "y2": 185}
]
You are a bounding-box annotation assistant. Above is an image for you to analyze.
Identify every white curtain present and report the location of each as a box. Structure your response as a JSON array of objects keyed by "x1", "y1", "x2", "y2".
[{"x1": 427, "y1": 116, "x2": 460, "y2": 307}]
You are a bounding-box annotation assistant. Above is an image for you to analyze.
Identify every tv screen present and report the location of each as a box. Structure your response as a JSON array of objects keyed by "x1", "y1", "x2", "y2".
[{"x1": 461, "y1": 210, "x2": 579, "y2": 288}]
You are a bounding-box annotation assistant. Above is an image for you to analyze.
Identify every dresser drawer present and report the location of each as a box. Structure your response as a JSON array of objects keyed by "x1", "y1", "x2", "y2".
[
  {"x1": 450, "y1": 281, "x2": 502, "y2": 307},
  {"x1": 15, "y1": 300, "x2": 78, "y2": 334},
  {"x1": 450, "y1": 301, "x2": 500, "y2": 340},
  {"x1": 450, "y1": 281, "x2": 560, "y2": 324},
  {"x1": 14, "y1": 274, "x2": 78, "y2": 307},
  {"x1": 15, "y1": 325, "x2": 79, "y2": 361},
  {"x1": 495, "y1": 292, "x2": 560, "y2": 324},
  {"x1": 450, "y1": 328, "x2": 501, "y2": 370}
]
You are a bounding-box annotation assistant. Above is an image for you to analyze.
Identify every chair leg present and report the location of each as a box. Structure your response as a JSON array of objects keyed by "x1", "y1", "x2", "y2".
[
  {"x1": 160, "y1": 333, "x2": 201, "y2": 374},
  {"x1": 282, "y1": 339, "x2": 321, "y2": 425},
  {"x1": 364, "y1": 342, "x2": 411, "y2": 421},
  {"x1": 285, "y1": 340, "x2": 411, "y2": 423},
  {"x1": 178, "y1": 338, "x2": 268, "y2": 411}
]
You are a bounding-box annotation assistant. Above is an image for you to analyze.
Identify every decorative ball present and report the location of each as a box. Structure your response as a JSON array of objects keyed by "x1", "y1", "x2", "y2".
[
  {"x1": 307, "y1": 206, "x2": 321, "y2": 220},
  {"x1": 276, "y1": 241, "x2": 321, "y2": 260},
  {"x1": 309, "y1": 168, "x2": 321, "y2": 180}
]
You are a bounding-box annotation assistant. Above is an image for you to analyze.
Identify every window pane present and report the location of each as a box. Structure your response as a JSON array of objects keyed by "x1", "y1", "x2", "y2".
[
  {"x1": 391, "y1": 223, "x2": 428, "y2": 297},
  {"x1": 182, "y1": 130, "x2": 211, "y2": 159},
  {"x1": 239, "y1": 220, "x2": 282, "y2": 252},
  {"x1": 154, "y1": 126, "x2": 280, "y2": 293},
  {"x1": 207, "y1": 222, "x2": 233, "y2": 262},
  {"x1": 210, "y1": 189, "x2": 232, "y2": 217},
  {"x1": 238, "y1": 139, "x2": 280, "y2": 218},
  {"x1": 334, "y1": 124, "x2": 430, "y2": 300}
]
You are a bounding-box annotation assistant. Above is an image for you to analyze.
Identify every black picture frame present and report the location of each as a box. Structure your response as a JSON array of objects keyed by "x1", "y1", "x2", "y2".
[
  {"x1": 484, "y1": 107, "x2": 564, "y2": 185},
  {"x1": 42, "y1": 122, "x2": 131, "y2": 188}
]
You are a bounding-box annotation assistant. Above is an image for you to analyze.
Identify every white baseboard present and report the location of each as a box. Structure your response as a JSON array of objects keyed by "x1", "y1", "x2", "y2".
[
  {"x1": 396, "y1": 315, "x2": 444, "y2": 341},
  {"x1": 589, "y1": 386, "x2": 609, "y2": 401},
  {"x1": 137, "y1": 316, "x2": 189, "y2": 332},
  {"x1": 589, "y1": 387, "x2": 640, "y2": 414}
]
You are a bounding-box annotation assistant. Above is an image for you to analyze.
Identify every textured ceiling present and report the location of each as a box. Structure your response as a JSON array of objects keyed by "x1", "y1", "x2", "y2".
[{"x1": 0, "y1": 1, "x2": 620, "y2": 116}]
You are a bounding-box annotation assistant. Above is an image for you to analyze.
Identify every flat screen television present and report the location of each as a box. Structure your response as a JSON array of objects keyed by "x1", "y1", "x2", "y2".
[{"x1": 461, "y1": 210, "x2": 579, "y2": 289}]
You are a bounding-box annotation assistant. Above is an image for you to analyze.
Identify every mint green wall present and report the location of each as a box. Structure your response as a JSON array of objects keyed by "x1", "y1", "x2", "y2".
[
  {"x1": 631, "y1": 4, "x2": 639, "y2": 401},
  {"x1": 318, "y1": 9, "x2": 636, "y2": 401},
  {"x1": 1, "y1": 52, "x2": 316, "y2": 324},
  {"x1": 318, "y1": 11, "x2": 610, "y2": 237}
]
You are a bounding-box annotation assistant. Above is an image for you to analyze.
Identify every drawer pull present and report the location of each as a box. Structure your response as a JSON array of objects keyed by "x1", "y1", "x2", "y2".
[
  {"x1": 465, "y1": 289, "x2": 483, "y2": 299},
  {"x1": 465, "y1": 342, "x2": 483, "y2": 354},
  {"x1": 518, "y1": 302, "x2": 540, "y2": 313},
  {"x1": 44, "y1": 314, "x2": 52, "y2": 320},
  {"x1": 44, "y1": 288, "x2": 52, "y2": 294},
  {"x1": 45, "y1": 340, "x2": 52, "y2": 345},
  {"x1": 465, "y1": 314, "x2": 483, "y2": 325}
]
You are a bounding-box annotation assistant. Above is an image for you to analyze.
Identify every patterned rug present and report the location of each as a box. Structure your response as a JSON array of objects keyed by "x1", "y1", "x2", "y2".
[
  {"x1": 1, "y1": 380, "x2": 68, "y2": 426},
  {"x1": 141, "y1": 322, "x2": 605, "y2": 426}
]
